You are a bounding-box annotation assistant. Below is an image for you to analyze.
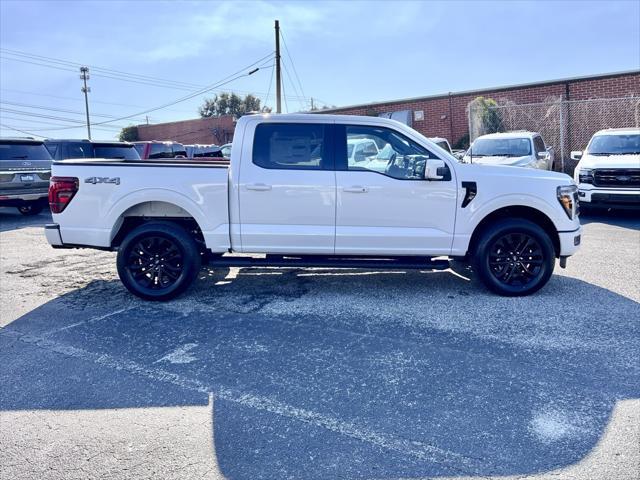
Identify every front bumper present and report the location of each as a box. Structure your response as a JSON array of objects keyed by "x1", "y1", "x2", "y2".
[
  {"x1": 578, "y1": 186, "x2": 640, "y2": 209},
  {"x1": 558, "y1": 226, "x2": 582, "y2": 257}
]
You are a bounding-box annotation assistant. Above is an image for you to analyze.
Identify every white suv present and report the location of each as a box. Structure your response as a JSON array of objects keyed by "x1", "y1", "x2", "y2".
[
  {"x1": 572, "y1": 128, "x2": 640, "y2": 209},
  {"x1": 464, "y1": 131, "x2": 555, "y2": 170}
]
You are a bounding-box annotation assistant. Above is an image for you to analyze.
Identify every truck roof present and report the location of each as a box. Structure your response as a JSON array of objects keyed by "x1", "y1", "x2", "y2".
[
  {"x1": 0, "y1": 137, "x2": 43, "y2": 143},
  {"x1": 475, "y1": 131, "x2": 540, "y2": 140},
  {"x1": 593, "y1": 127, "x2": 640, "y2": 136}
]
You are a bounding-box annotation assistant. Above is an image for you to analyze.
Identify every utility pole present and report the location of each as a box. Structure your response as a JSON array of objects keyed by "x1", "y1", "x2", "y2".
[
  {"x1": 310, "y1": 97, "x2": 314, "y2": 111},
  {"x1": 275, "y1": 20, "x2": 282, "y2": 114},
  {"x1": 79, "y1": 66, "x2": 91, "y2": 139}
]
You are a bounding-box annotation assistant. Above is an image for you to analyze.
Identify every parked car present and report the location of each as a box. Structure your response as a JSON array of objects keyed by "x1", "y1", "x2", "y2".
[
  {"x1": 348, "y1": 137, "x2": 379, "y2": 163},
  {"x1": 45, "y1": 114, "x2": 581, "y2": 299},
  {"x1": 464, "y1": 131, "x2": 555, "y2": 170},
  {"x1": 428, "y1": 137, "x2": 453, "y2": 154},
  {"x1": 185, "y1": 144, "x2": 224, "y2": 159},
  {"x1": 220, "y1": 143, "x2": 232, "y2": 159},
  {"x1": 45, "y1": 139, "x2": 140, "y2": 160},
  {"x1": 571, "y1": 128, "x2": 640, "y2": 209},
  {"x1": 133, "y1": 141, "x2": 187, "y2": 160},
  {"x1": 0, "y1": 137, "x2": 52, "y2": 215}
]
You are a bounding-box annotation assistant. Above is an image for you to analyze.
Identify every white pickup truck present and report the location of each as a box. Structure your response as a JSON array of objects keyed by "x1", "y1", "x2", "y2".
[{"x1": 45, "y1": 114, "x2": 582, "y2": 299}]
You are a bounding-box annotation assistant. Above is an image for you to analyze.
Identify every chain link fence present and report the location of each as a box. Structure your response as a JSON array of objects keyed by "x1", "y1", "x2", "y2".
[{"x1": 468, "y1": 96, "x2": 640, "y2": 173}]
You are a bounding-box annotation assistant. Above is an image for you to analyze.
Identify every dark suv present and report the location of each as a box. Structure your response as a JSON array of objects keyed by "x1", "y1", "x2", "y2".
[
  {"x1": 0, "y1": 138, "x2": 52, "y2": 215},
  {"x1": 44, "y1": 139, "x2": 140, "y2": 160}
]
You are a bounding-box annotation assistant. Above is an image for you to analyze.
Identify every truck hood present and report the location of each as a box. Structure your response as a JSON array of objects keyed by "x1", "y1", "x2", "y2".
[
  {"x1": 577, "y1": 153, "x2": 640, "y2": 170},
  {"x1": 458, "y1": 162, "x2": 572, "y2": 183},
  {"x1": 463, "y1": 155, "x2": 533, "y2": 167}
]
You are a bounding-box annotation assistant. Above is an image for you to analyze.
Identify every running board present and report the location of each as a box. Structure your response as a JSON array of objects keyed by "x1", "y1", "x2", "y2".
[{"x1": 208, "y1": 254, "x2": 450, "y2": 271}]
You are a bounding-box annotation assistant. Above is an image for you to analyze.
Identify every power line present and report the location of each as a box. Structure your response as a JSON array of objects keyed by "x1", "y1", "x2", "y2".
[
  {"x1": 279, "y1": 28, "x2": 307, "y2": 108},
  {"x1": 0, "y1": 108, "x2": 124, "y2": 130},
  {"x1": 281, "y1": 57, "x2": 305, "y2": 111},
  {"x1": 0, "y1": 100, "x2": 148, "y2": 122},
  {"x1": 264, "y1": 57, "x2": 276, "y2": 110},
  {"x1": 1, "y1": 49, "x2": 203, "y2": 90},
  {"x1": 0, "y1": 88, "x2": 198, "y2": 115},
  {"x1": 282, "y1": 69, "x2": 289, "y2": 114},
  {"x1": 0, "y1": 123, "x2": 45, "y2": 138},
  {"x1": 1, "y1": 49, "x2": 306, "y2": 103},
  {"x1": 90, "y1": 53, "x2": 276, "y2": 126}
]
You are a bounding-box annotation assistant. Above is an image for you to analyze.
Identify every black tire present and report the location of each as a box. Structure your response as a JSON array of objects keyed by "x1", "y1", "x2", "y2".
[
  {"x1": 18, "y1": 202, "x2": 44, "y2": 216},
  {"x1": 117, "y1": 222, "x2": 201, "y2": 301},
  {"x1": 472, "y1": 218, "x2": 555, "y2": 296}
]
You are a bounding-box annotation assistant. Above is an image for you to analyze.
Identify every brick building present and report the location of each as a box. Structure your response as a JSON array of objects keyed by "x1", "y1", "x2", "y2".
[
  {"x1": 136, "y1": 115, "x2": 235, "y2": 145},
  {"x1": 319, "y1": 70, "x2": 640, "y2": 149},
  {"x1": 135, "y1": 71, "x2": 639, "y2": 153}
]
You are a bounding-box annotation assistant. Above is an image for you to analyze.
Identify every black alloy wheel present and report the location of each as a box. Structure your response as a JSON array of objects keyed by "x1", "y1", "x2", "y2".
[
  {"x1": 488, "y1": 232, "x2": 544, "y2": 287},
  {"x1": 117, "y1": 222, "x2": 201, "y2": 300},
  {"x1": 127, "y1": 236, "x2": 185, "y2": 290},
  {"x1": 473, "y1": 218, "x2": 555, "y2": 296}
]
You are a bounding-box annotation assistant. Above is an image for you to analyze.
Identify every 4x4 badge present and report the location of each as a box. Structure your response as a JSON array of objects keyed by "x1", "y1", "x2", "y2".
[{"x1": 85, "y1": 176, "x2": 120, "y2": 185}]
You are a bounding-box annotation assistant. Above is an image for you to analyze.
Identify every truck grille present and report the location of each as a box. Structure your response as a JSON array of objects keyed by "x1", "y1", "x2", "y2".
[{"x1": 593, "y1": 169, "x2": 640, "y2": 188}]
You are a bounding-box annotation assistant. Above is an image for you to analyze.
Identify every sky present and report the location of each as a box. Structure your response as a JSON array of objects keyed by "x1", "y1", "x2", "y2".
[{"x1": 1, "y1": 0, "x2": 639, "y2": 140}]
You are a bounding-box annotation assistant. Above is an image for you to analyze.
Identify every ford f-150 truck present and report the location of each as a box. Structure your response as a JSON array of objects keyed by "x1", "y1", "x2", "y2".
[{"x1": 45, "y1": 114, "x2": 582, "y2": 299}]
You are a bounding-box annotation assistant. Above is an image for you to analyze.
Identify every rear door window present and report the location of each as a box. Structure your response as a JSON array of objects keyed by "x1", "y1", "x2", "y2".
[{"x1": 253, "y1": 123, "x2": 329, "y2": 170}]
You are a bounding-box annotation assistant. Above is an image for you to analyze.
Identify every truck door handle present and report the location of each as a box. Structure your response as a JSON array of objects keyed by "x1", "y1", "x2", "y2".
[
  {"x1": 246, "y1": 183, "x2": 272, "y2": 191},
  {"x1": 343, "y1": 186, "x2": 369, "y2": 193}
]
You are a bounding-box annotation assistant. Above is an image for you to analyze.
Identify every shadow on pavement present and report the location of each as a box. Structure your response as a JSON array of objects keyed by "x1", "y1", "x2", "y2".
[
  {"x1": 1, "y1": 265, "x2": 638, "y2": 479},
  {"x1": 579, "y1": 208, "x2": 640, "y2": 228},
  {"x1": 0, "y1": 208, "x2": 52, "y2": 233}
]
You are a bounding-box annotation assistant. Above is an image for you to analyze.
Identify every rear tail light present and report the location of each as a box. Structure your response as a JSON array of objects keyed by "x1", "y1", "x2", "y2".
[{"x1": 49, "y1": 176, "x2": 78, "y2": 213}]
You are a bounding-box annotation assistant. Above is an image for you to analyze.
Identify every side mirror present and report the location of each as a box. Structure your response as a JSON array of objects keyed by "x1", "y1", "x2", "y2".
[
  {"x1": 570, "y1": 151, "x2": 583, "y2": 161},
  {"x1": 537, "y1": 151, "x2": 550, "y2": 160},
  {"x1": 424, "y1": 159, "x2": 446, "y2": 180}
]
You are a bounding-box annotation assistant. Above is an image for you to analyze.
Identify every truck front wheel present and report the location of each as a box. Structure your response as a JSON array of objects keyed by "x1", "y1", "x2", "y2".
[
  {"x1": 473, "y1": 218, "x2": 555, "y2": 296},
  {"x1": 117, "y1": 222, "x2": 201, "y2": 301}
]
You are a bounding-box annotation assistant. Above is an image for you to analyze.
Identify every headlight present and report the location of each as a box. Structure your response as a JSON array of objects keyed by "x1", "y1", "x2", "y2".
[
  {"x1": 577, "y1": 168, "x2": 593, "y2": 184},
  {"x1": 557, "y1": 185, "x2": 579, "y2": 219}
]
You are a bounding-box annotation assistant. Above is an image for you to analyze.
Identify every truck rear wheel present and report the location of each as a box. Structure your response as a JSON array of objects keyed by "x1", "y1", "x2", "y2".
[
  {"x1": 473, "y1": 218, "x2": 555, "y2": 296},
  {"x1": 117, "y1": 222, "x2": 201, "y2": 301}
]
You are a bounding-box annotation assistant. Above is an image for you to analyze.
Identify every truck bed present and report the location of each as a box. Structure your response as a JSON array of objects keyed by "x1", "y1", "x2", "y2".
[{"x1": 50, "y1": 158, "x2": 231, "y2": 252}]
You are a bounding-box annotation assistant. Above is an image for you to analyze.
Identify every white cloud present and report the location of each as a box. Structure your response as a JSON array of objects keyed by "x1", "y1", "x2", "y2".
[{"x1": 143, "y1": 1, "x2": 327, "y2": 61}]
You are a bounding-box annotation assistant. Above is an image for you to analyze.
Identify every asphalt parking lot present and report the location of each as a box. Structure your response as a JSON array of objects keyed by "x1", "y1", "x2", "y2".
[{"x1": 0, "y1": 207, "x2": 638, "y2": 480}]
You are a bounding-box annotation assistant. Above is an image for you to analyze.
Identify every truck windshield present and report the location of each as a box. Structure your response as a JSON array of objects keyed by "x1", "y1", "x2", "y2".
[
  {"x1": 0, "y1": 142, "x2": 51, "y2": 160},
  {"x1": 588, "y1": 134, "x2": 640, "y2": 155},
  {"x1": 472, "y1": 138, "x2": 531, "y2": 157}
]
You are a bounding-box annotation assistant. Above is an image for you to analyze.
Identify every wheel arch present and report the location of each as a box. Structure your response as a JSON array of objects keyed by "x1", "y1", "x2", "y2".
[
  {"x1": 108, "y1": 195, "x2": 208, "y2": 248},
  {"x1": 467, "y1": 205, "x2": 561, "y2": 258}
]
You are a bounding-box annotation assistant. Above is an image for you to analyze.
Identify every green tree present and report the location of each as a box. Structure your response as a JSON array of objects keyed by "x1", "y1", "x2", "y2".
[
  {"x1": 474, "y1": 96, "x2": 503, "y2": 134},
  {"x1": 118, "y1": 125, "x2": 138, "y2": 142},
  {"x1": 199, "y1": 92, "x2": 266, "y2": 118}
]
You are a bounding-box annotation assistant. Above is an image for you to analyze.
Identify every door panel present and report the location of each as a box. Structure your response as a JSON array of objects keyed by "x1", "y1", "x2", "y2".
[
  {"x1": 335, "y1": 125, "x2": 457, "y2": 255},
  {"x1": 238, "y1": 122, "x2": 336, "y2": 254},
  {"x1": 336, "y1": 171, "x2": 457, "y2": 254}
]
